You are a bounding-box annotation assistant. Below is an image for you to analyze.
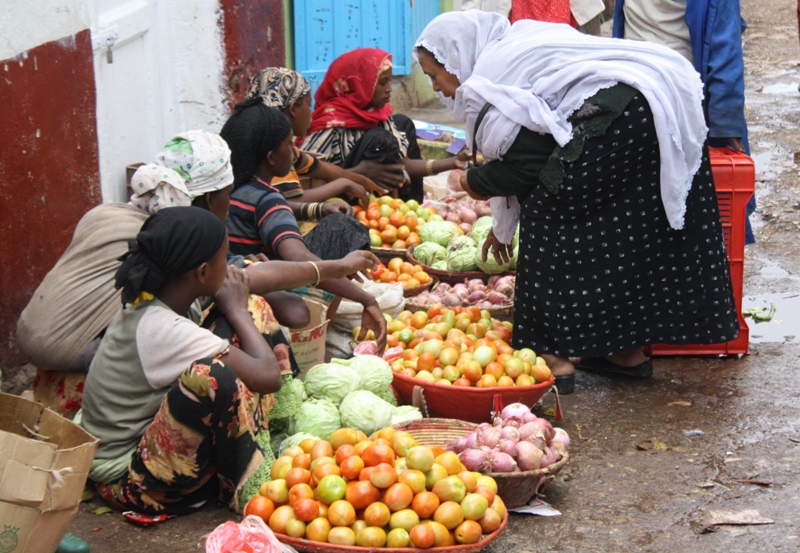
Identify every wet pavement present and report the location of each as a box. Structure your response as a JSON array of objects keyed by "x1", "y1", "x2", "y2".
[{"x1": 67, "y1": 1, "x2": 800, "y2": 551}]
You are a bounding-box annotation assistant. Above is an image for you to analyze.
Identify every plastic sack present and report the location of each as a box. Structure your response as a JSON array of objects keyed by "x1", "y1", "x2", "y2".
[{"x1": 206, "y1": 516, "x2": 298, "y2": 553}]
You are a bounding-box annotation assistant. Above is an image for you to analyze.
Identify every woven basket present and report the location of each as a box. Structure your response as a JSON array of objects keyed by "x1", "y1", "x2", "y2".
[
  {"x1": 403, "y1": 276, "x2": 438, "y2": 298},
  {"x1": 275, "y1": 510, "x2": 508, "y2": 553},
  {"x1": 405, "y1": 246, "x2": 514, "y2": 286},
  {"x1": 371, "y1": 245, "x2": 407, "y2": 262},
  {"x1": 392, "y1": 418, "x2": 569, "y2": 509}
]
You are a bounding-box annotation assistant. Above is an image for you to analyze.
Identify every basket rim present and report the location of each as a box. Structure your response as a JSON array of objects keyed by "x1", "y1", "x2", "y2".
[
  {"x1": 488, "y1": 450, "x2": 569, "y2": 479},
  {"x1": 275, "y1": 509, "x2": 508, "y2": 553},
  {"x1": 403, "y1": 275, "x2": 439, "y2": 298},
  {"x1": 405, "y1": 245, "x2": 503, "y2": 281},
  {"x1": 392, "y1": 369, "x2": 554, "y2": 393}
]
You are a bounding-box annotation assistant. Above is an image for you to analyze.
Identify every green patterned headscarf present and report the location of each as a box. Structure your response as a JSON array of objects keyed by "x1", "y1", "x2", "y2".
[
  {"x1": 129, "y1": 130, "x2": 234, "y2": 214},
  {"x1": 246, "y1": 68, "x2": 310, "y2": 110}
]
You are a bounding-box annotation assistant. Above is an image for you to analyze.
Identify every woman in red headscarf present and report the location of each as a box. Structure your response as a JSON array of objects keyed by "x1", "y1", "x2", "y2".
[{"x1": 299, "y1": 48, "x2": 468, "y2": 202}]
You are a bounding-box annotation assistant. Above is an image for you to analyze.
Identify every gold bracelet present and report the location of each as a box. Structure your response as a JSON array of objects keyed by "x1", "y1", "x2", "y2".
[
  {"x1": 308, "y1": 261, "x2": 321, "y2": 286},
  {"x1": 425, "y1": 159, "x2": 435, "y2": 176}
]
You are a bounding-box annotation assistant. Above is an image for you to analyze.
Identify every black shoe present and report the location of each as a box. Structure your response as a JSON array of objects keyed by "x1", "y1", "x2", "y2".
[
  {"x1": 554, "y1": 373, "x2": 575, "y2": 394},
  {"x1": 576, "y1": 357, "x2": 653, "y2": 379}
]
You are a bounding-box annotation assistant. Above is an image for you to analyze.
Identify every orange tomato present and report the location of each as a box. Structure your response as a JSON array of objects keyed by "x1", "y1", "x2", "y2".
[
  {"x1": 312, "y1": 463, "x2": 342, "y2": 486},
  {"x1": 268, "y1": 504, "x2": 295, "y2": 534},
  {"x1": 426, "y1": 304, "x2": 443, "y2": 319},
  {"x1": 377, "y1": 216, "x2": 390, "y2": 231},
  {"x1": 383, "y1": 483, "x2": 414, "y2": 512},
  {"x1": 404, "y1": 217, "x2": 418, "y2": 231},
  {"x1": 411, "y1": 491, "x2": 440, "y2": 519},
  {"x1": 433, "y1": 501, "x2": 465, "y2": 530},
  {"x1": 367, "y1": 219, "x2": 379, "y2": 230},
  {"x1": 397, "y1": 273, "x2": 412, "y2": 283},
  {"x1": 366, "y1": 208, "x2": 380, "y2": 221},
  {"x1": 294, "y1": 498, "x2": 320, "y2": 523},
  {"x1": 292, "y1": 453, "x2": 311, "y2": 470},
  {"x1": 244, "y1": 495, "x2": 275, "y2": 522},
  {"x1": 416, "y1": 352, "x2": 436, "y2": 373},
  {"x1": 379, "y1": 271, "x2": 398, "y2": 283},
  {"x1": 484, "y1": 361, "x2": 505, "y2": 381},
  {"x1": 477, "y1": 508, "x2": 502, "y2": 533},
  {"x1": 335, "y1": 444, "x2": 357, "y2": 465},
  {"x1": 306, "y1": 517, "x2": 332, "y2": 543},
  {"x1": 285, "y1": 467, "x2": 312, "y2": 489},
  {"x1": 311, "y1": 440, "x2": 333, "y2": 461},
  {"x1": 327, "y1": 499, "x2": 357, "y2": 527},
  {"x1": 413, "y1": 271, "x2": 431, "y2": 284},
  {"x1": 406, "y1": 233, "x2": 422, "y2": 246},
  {"x1": 364, "y1": 501, "x2": 391, "y2": 527},
  {"x1": 399, "y1": 261, "x2": 415, "y2": 275},
  {"x1": 387, "y1": 257, "x2": 403, "y2": 274},
  {"x1": 361, "y1": 444, "x2": 396, "y2": 467},
  {"x1": 454, "y1": 520, "x2": 482, "y2": 544},
  {"x1": 339, "y1": 455, "x2": 365, "y2": 481},
  {"x1": 288, "y1": 483, "x2": 314, "y2": 507},
  {"x1": 410, "y1": 312, "x2": 429, "y2": 329},
  {"x1": 389, "y1": 211, "x2": 405, "y2": 227},
  {"x1": 452, "y1": 377, "x2": 472, "y2": 387},
  {"x1": 473, "y1": 485, "x2": 496, "y2": 506},
  {"x1": 345, "y1": 480, "x2": 381, "y2": 510},
  {"x1": 369, "y1": 463, "x2": 398, "y2": 489},
  {"x1": 392, "y1": 239, "x2": 407, "y2": 250},
  {"x1": 380, "y1": 228, "x2": 398, "y2": 244},
  {"x1": 386, "y1": 334, "x2": 400, "y2": 348},
  {"x1": 409, "y1": 523, "x2": 436, "y2": 549}
]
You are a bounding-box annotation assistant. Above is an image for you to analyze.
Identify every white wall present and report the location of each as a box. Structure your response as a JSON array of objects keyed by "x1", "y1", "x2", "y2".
[{"x1": 0, "y1": 0, "x2": 90, "y2": 60}]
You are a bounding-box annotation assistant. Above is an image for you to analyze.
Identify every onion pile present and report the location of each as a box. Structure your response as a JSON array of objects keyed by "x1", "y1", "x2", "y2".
[
  {"x1": 412, "y1": 275, "x2": 515, "y2": 309},
  {"x1": 445, "y1": 403, "x2": 569, "y2": 473},
  {"x1": 423, "y1": 195, "x2": 492, "y2": 236}
]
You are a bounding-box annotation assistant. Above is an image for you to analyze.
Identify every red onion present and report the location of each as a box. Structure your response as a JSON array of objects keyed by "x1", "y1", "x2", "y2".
[
  {"x1": 468, "y1": 290, "x2": 487, "y2": 303},
  {"x1": 467, "y1": 278, "x2": 485, "y2": 290},
  {"x1": 518, "y1": 421, "x2": 543, "y2": 441},
  {"x1": 524, "y1": 435, "x2": 546, "y2": 451},
  {"x1": 539, "y1": 446, "x2": 558, "y2": 469},
  {"x1": 487, "y1": 291, "x2": 506, "y2": 305},
  {"x1": 499, "y1": 426, "x2": 520, "y2": 443},
  {"x1": 435, "y1": 282, "x2": 451, "y2": 293},
  {"x1": 477, "y1": 422, "x2": 492, "y2": 432},
  {"x1": 479, "y1": 426, "x2": 501, "y2": 449},
  {"x1": 500, "y1": 403, "x2": 532, "y2": 421},
  {"x1": 502, "y1": 417, "x2": 520, "y2": 428},
  {"x1": 493, "y1": 282, "x2": 515, "y2": 298},
  {"x1": 539, "y1": 419, "x2": 556, "y2": 444},
  {"x1": 446, "y1": 436, "x2": 468, "y2": 454},
  {"x1": 459, "y1": 207, "x2": 478, "y2": 225},
  {"x1": 487, "y1": 275, "x2": 501, "y2": 288},
  {"x1": 552, "y1": 428, "x2": 571, "y2": 449},
  {"x1": 459, "y1": 222, "x2": 472, "y2": 235},
  {"x1": 498, "y1": 439, "x2": 518, "y2": 457},
  {"x1": 522, "y1": 413, "x2": 538, "y2": 424},
  {"x1": 446, "y1": 213, "x2": 461, "y2": 224},
  {"x1": 493, "y1": 417, "x2": 504, "y2": 428},
  {"x1": 489, "y1": 450, "x2": 517, "y2": 473},
  {"x1": 458, "y1": 448, "x2": 491, "y2": 472},
  {"x1": 442, "y1": 292, "x2": 462, "y2": 307},
  {"x1": 515, "y1": 441, "x2": 545, "y2": 471}
]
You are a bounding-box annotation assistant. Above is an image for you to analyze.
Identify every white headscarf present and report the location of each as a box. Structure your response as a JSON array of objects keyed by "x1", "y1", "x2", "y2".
[
  {"x1": 414, "y1": 11, "x2": 708, "y2": 237},
  {"x1": 129, "y1": 130, "x2": 234, "y2": 214}
]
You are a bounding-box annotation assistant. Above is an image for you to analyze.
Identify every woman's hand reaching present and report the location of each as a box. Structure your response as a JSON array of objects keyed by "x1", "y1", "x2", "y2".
[
  {"x1": 322, "y1": 201, "x2": 356, "y2": 218},
  {"x1": 481, "y1": 228, "x2": 514, "y2": 265},
  {"x1": 337, "y1": 250, "x2": 379, "y2": 279},
  {"x1": 355, "y1": 159, "x2": 407, "y2": 190}
]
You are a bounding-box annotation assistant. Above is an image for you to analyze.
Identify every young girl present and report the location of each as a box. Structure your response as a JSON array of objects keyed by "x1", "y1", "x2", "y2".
[
  {"x1": 221, "y1": 102, "x2": 388, "y2": 351},
  {"x1": 79, "y1": 206, "x2": 377, "y2": 514}
]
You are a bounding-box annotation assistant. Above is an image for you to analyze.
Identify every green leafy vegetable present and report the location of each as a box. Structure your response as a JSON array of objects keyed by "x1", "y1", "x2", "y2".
[
  {"x1": 339, "y1": 390, "x2": 395, "y2": 436},
  {"x1": 304, "y1": 363, "x2": 361, "y2": 405}
]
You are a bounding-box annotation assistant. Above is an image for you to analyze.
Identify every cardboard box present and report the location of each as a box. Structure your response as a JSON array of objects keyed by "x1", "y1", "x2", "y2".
[
  {"x1": 0, "y1": 392, "x2": 98, "y2": 553},
  {"x1": 288, "y1": 298, "x2": 330, "y2": 379}
]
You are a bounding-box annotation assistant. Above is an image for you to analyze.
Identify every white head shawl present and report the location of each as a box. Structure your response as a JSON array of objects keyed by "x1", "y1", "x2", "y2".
[
  {"x1": 414, "y1": 12, "x2": 708, "y2": 236},
  {"x1": 129, "y1": 130, "x2": 234, "y2": 214}
]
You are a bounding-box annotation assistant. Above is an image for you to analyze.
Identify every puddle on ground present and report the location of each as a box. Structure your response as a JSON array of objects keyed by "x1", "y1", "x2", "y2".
[
  {"x1": 743, "y1": 292, "x2": 800, "y2": 343},
  {"x1": 759, "y1": 82, "x2": 800, "y2": 94}
]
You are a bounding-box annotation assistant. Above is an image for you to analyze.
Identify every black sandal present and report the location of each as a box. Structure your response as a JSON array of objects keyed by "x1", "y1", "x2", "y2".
[
  {"x1": 553, "y1": 373, "x2": 575, "y2": 395},
  {"x1": 576, "y1": 357, "x2": 653, "y2": 379}
]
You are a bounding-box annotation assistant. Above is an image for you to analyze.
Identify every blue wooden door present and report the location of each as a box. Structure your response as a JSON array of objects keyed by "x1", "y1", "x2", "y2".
[{"x1": 294, "y1": 0, "x2": 439, "y2": 100}]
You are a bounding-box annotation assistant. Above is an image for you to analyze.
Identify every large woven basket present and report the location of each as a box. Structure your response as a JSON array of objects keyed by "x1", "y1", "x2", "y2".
[
  {"x1": 275, "y1": 510, "x2": 508, "y2": 553},
  {"x1": 393, "y1": 418, "x2": 569, "y2": 509},
  {"x1": 405, "y1": 245, "x2": 515, "y2": 285},
  {"x1": 404, "y1": 284, "x2": 514, "y2": 321}
]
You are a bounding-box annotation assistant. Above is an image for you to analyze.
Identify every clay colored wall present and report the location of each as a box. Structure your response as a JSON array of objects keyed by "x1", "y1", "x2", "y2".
[
  {"x1": 219, "y1": 0, "x2": 286, "y2": 106},
  {"x1": 0, "y1": 29, "x2": 101, "y2": 368}
]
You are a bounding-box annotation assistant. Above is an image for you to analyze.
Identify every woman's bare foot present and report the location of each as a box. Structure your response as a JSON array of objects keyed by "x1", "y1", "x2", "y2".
[
  {"x1": 540, "y1": 353, "x2": 574, "y2": 376},
  {"x1": 606, "y1": 348, "x2": 648, "y2": 367}
]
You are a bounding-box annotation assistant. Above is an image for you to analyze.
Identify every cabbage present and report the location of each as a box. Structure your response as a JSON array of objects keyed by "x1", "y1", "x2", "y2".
[
  {"x1": 470, "y1": 216, "x2": 494, "y2": 245},
  {"x1": 278, "y1": 432, "x2": 319, "y2": 455},
  {"x1": 331, "y1": 355, "x2": 393, "y2": 395},
  {"x1": 374, "y1": 386, "x2": 398, "y2": 406},
  {"x1": 339, "y1": 390, "x2": 395, "y2": 436},
  {"x1": 412, "y1": 242, "x2": 447, "y2": 266},
  {"x1": 446, "y1": 235, "x2": 478, "y2": 272},
  {"x1": 304, "y1": 363, "x2": 361, "y2": 405},
  {"x1": 288, "y1": 398, "x2": 341, "y2": 440},
  {"x1": 269, "y1": 375, "x2": 306, "y2": 421},
  {"x1": 510, "y1": 243, "x2": 519, "y2": 270},
  {"x1": 420, "y1": 221, "x2": 460, "y2": 247},
  {"x1": 474, "y1": 236, "x2": 515, "y2": 274},
  {"x1": 432, "y1": 260, "x2": 448, "y2": 270},
  {"x1": 391, "y1": 405, "x2": 423, "y2": 425}
]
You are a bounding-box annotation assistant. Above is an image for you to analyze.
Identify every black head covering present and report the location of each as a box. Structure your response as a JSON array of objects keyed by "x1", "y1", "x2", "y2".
[
  {"x1": 219, "y1": 99, "x2": 293, "y2": 187},
  {"x1": 115, "y1": 206, "x2": 227, "y2": 304}
]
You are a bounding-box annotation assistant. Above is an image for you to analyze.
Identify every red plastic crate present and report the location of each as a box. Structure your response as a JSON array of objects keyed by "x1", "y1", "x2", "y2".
[{"x1": 647, "y1": 147, "x2": 753, "y2": 356}]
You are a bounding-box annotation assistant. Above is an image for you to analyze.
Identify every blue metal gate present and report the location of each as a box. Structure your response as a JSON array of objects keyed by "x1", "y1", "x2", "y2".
[{"x1": 294, "y1": 0, "x2": 440, "y2": 99}]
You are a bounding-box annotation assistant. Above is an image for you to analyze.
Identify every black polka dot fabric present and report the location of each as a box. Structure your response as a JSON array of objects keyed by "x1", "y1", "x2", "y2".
[{"x1": 512, "y1": 94, "x2": 739, "y2": 358}]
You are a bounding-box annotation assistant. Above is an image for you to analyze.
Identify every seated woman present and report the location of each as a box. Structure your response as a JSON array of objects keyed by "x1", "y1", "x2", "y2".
[
  {"x1": 298, "y1": 48, "x2": 468, "y2": 202},
  {"x1": 17, "y1": 130, "x2": 376, "y2": 418},
  {"x1": 221, "y1": 102, "x2": 388, "y2": 350},
  {"x1": 79, "y1": 207, "x2": 306, "y2": 514},
  {"x1": 245, "y1": 67, "x2": 387, "y2": 204}
]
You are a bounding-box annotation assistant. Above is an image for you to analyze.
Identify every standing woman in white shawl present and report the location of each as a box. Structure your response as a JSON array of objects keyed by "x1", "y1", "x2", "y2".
[{"x1": 415, "y1": 11, "x2": 739, "y2": 393}]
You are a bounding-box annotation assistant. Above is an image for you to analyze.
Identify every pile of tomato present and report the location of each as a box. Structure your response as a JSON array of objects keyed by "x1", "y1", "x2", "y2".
[
  {"x1": 370, "y1": 257, "x2": 433, "y2": 291},
  {"x1": 355, "y1": 197, "x2": 438, "y2": 250},
  {"x1": 244, "y1": 427, "x2": 505, "y2": 548},
  {"x1": 383, "y1": 306, "x2": 552, "y2": 388}
]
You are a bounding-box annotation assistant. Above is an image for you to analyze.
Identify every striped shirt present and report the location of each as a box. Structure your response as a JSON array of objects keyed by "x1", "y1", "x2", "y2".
[
  {"x1": 298, "y1": 117, "x2": 409, "y2": 166},
  {"x1": 270, "y1": 146, "x2": 320, "y2": 198},
  {"x1": 227, "y1": 178, "x2": 304, "y2": 258}
]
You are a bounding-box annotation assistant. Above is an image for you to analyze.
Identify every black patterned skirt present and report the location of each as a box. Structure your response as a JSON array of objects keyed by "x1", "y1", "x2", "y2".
[{"x1": 512, "y1": 94, "x2": 739, "y2": 357}]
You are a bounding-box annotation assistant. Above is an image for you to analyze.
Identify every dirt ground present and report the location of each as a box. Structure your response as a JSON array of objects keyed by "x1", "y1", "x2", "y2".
[{"x1": 64, "y1": 1, "x2": 800, "y2": 551}]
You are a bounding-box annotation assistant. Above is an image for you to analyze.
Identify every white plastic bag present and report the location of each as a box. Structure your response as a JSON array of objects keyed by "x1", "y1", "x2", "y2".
[
  {"x1": 490, "y1": 196, "x2": 520, "y2": 244},
  {"x1": 206, "y1": 515, "x2": 298, "y2": 553}
]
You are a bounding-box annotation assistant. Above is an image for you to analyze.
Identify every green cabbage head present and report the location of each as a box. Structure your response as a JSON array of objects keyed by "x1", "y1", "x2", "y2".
[
  {"x1": 331, "y1": 355, "x2": 393, "y2": 395},
  {"x1": 288, "y1": 398, "x2": 341, "y2": 440},
  {"x1": 339, "y1": 390, "x2": 395, "y2": 436},
  {"x1": 304, "y1": 363, "x2": 361, "y2": 405},
  {"x1": 446, "y1": 235, "x2": 478, "y2": 272},
  {"x1": 420, "y1": 221, "x2": 461, "y2": 247},
  {"x1": 412, "y1": 241, "x2": 447, "y2": 266}
]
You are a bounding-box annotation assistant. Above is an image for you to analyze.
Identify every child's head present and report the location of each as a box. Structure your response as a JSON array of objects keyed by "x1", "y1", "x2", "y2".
[
  {"x1": 245, "y1": 68, "x2": 313, "y2": 137},
  {"x1": 220, "y1": 101, "x2": 294, "y2": 187},
  {"x1": 115, "y1": 206, "x2": 228, "y2": 305}
]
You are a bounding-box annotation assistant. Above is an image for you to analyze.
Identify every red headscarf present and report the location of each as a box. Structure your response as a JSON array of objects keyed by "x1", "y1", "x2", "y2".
[{"x1": 307, "y1": 48, "x2": 394, "y2": 134}]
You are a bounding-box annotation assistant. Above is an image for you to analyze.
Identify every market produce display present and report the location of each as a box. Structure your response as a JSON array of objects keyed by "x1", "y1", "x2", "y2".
[
  {"x1": 446, "y1": 403, "x2": 569, "y2": 473},
  {"x1": 381, "y1": 305, "x2": 551, "y2": 388},
  {"x1": 410, "y1": 275, "x2": 514, "y2": 309},
  {"x1": 244, "y1": 427, "x2": 508, "y2": 548},
  {"x1": 269, "y1": 355, "x2": 424, "y2": 454},
  {"x1": 422, "y1": 196, "x2": 492, "y2": 237},
  {"x1": 355, "y1": 196, "x2": 441, "y2": 250}
]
